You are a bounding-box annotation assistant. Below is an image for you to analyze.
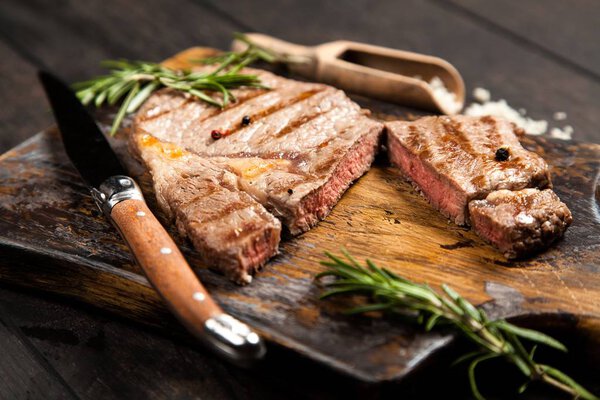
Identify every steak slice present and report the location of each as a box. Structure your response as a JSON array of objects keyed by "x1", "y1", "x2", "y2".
[
  {"x1": 469, "y1": 189, "x2": 572, "y2": 258},
  {"x1": 131, "y1": 133, "x2": 281, "y2": 284},
  {"x1": 132, "y1": 66, "x2": 384, "y2": 281},
  {"x1": 386, "y1": 116, "x2": 551, "y2": 225}
]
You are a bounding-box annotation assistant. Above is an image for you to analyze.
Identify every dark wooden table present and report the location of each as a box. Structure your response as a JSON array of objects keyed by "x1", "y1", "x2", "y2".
[{"x1": 1, "y1": 1, "x2": 599, "y2": 399}]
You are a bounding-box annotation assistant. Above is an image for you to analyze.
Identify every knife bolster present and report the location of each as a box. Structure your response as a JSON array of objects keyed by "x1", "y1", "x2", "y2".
[{"x1": 91, "y1": 175, "x2": 144, "y2": 216}]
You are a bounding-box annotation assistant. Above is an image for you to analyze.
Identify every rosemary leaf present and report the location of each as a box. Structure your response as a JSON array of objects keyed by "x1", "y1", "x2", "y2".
[
  {"x1": 110, "y1": 81, "x2": 139, "y2": 136},
  {"x1": 469, "y1": 354, "x2": 500, "y2": 400},
  {"x1": 424, "y1": 313, "x2": 441, "y2": 331},
  {"x1": 495, "y1": 320, "x2": 567, "y2": 352},
  {"x1": 344, "y1": 303, "x2": 391, "y2": 315},
  {"x1": 127, "y1": 81, "x2": 160, "y2": 113},
  {"x1": 452, "y1": 350, "x2": 483, "y2": 367}
]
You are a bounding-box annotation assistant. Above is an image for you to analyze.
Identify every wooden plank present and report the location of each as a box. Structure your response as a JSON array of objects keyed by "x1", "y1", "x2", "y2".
[
  {"x1": 0, "y1": 40, "x2": 52, "y2": 152},
  {"x1": 448, "y1": 0, "x2": 600, "y2": 78},
  {"x1": 1, "y1": 0, "x2": 600, "y2": 394},
  {"x1": 0, "y1": 303, "x2": 77, "y2": 400},
  {"x1": 201, "y1": 0, "x2": 600, "y2": 143}
]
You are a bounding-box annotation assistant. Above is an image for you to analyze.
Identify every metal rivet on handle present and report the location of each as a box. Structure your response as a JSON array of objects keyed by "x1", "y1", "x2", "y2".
[
  {"x1": 119, "y1": 178, "x2": 131, "y2": 187},
  {"x1": 193, "y1": 292, "x2": 205, "y2": 302}
]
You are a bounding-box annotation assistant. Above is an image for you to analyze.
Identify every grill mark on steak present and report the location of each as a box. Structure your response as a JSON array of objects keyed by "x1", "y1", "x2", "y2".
[
  {"x1": 480, "y1": 116, "x2": 500, "y2": 150},
  {"x1": 136, "y1": 94, "x2": 192, "y2": 123},
  {"x1": 216, "y1": 88, "x2": 327, "y2": 140},
  {"x1": 169, "y1": 186, "x2": 220, "y2": 208},
  {"x1": 219, "y1": 89, "x2": 271, "y2": 113},
  {"x1": 223, "y1": 220, "x2": 268, "y2": 242},
  {"x1": 221, "y1": 151, "x2": 304, "y2": 161},
  {"x1": 174, "y1": 89, "x2": 271, "y2": 131},
  {"x1": 250, "y1": 89, "x2": 325, "y2": 122},
  {"x1": 440, "y1": 118, "x2": 477, "y2": 164},
  {"x1": 194, "y1": 201, "x2": 257, "y2": 225},
  {"x1": 272, "y1": 107, "x2": 329, "y2": 138}
]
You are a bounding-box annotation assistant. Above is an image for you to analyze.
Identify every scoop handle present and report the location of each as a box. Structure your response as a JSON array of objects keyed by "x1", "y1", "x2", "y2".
[{"x1": 232, "y1": 33, "x2": 318, "y2": 77}]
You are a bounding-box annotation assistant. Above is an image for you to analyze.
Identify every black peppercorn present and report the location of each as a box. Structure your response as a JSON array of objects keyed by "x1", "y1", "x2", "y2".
[
  {"x1": 495, "y1": 147, "x2": 510, "y2": 161},
  {"x1": 287, "y1": 188, "x2": 294, "y2": 195},
  {"x1": 241, "y1": 115, "x2": 251, "y2": 126},
  {"x1": 211, "y1": 130, "x2": 222, "y2": 140}
]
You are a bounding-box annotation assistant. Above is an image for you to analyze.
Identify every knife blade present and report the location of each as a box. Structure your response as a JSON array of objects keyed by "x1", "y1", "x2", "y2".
[{"x1": 38, "y1": 71, "x2": 265, "y2": 365}]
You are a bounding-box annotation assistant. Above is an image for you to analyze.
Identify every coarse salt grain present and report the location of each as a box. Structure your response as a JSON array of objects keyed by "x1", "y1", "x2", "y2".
[
  {"x1": 464, "y1": 99, "x2": 548, "y2": 135},
  {"x1": 472, "y1": 87, "x2": 491, "y2": 102},
  {"x1": 549, "y1": 125, "x2": 573, "y2": 140},
  {"x1": 553, "y1": 111, "x2": 567, "y2": 121}
]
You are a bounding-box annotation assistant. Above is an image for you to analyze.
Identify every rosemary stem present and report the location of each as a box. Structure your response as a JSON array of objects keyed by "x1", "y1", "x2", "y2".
[{"x1": 542, "y1": 375, "x2": 579, "y2": 397}]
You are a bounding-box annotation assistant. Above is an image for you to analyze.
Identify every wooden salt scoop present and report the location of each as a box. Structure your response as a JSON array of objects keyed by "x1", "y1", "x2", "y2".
[{"x1": 232, "y1": 33, "x2": 465, "y2": 114}]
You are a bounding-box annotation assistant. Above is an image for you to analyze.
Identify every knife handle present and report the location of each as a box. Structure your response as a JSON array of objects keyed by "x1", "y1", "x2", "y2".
[
  {"x1": 111, "y1": 198, "x2": 222, "y2": 323},
  {"x1": 94, "y1": 176, "x2": 265, "y2": 365}
]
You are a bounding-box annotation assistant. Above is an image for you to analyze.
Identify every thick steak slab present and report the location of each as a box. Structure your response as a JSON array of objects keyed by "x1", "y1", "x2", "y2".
[
  {"x1": 130, "y1": 133, "x2": 281, "y2": 284},
  {"x1": 132, "y1": 67, "x2": 383, "y2": 282},
  {"x1": 469, "y1": 189, "x2": 572, "y2": 258},
  {"x1": 386, "y1": 116, "x2": 550, "y2": 225}
]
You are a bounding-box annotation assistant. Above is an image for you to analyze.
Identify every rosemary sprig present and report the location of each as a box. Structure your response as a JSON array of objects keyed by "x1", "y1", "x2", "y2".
[
  {"x1": 316, "y1": 251, "x2": 598, "y2": 400},
  {"x1": 73, "y1": 34, "x2": 275, "y2": 136}
]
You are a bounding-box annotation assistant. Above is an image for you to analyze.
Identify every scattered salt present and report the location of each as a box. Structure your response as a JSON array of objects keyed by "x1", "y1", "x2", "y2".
[
  {"x1": 428, "y1": 76, "x2": 462, "y2": 114},
  {"x1": 549, "y1": 125, "x2": 573, "y2": 140},
  {"x1": 463, "y1": 88, "x2": 574, "y2": 139},
  {"x1": 464, "y1": 99, "x2": 548, "y2": 135},
  {"x1": 472, "y1": 87, "x2": 491, "y2": 103},
  {"x1": 553, "y1": 111, "x2": 567, "y2": 121}
]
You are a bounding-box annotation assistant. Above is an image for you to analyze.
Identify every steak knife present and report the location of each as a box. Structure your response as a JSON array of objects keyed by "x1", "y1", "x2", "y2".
[{"x1": 38, "y1": 71, "x2": 265, "y2": 364}]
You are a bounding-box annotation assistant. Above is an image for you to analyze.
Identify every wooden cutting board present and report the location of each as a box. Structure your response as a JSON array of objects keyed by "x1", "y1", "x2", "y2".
[{"x1": 0, "y1": 48, "x2": 599, "y2": 383}]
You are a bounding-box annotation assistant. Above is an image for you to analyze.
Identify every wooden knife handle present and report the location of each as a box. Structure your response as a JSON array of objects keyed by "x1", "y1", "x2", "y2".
[
  {"x1": 111, "y1": 198, "x2": 222, "y2": 327},
  {"x1": 90, "y1": 175, "x2": 265, "y2": 364}
]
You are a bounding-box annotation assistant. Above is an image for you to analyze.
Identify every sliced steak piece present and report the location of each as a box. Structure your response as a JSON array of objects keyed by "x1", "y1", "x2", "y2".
[
  {"x1": 131, "y1": 132, "x2": 281, "y2": 284},
  {"x1": 386, "y1": 115, "x2": 551, "y2": 225},
  {"x1": 131, "y1": 67, "x2": 384, "y2": 281},
  {"x1": 469, "y1": 189, "x2": 572, "y2": 258},
  {"x1": 215, "y1": 117, "x2": 382, "y2": 234}
]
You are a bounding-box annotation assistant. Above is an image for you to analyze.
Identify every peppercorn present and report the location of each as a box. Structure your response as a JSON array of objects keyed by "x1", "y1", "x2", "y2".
[
  {"x1": 495, "y1": 147, "x2": 510, "y2": 161},
  {"x1": 241, "y1": 115, "x2": 251, "y2": 126},
  {"x1": 211, "y1": 130, "x2": 222, "y2": 140},
  {"x1": 287, "y1": 188, "x2": 294, "y2": 195}
]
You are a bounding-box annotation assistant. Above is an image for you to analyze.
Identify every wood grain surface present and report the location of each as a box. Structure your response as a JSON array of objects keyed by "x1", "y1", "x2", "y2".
[
  {"x1": 1, "y1": 1, "x2": 599, "y2": 398},
  {"x1": 0, "y1": 47, "x2": 599, "y2": 384}
]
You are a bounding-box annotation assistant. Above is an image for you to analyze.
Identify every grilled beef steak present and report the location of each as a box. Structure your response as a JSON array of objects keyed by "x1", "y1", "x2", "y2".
[
  {"x1": 132, "y1": 67, "x2": 383, "y2": 283},
  {"x1": 386, "y1": 116, "x2": 551, "y2": 225},
  {"x1": 469, "y1": 189, "x2": 572, "y2": 258},
  {"x1": 131, "y1": 133, "x2": 282, "y2": 284},
  {"x1": 386, "y1": 115, "x2": 570, "y2": 258}
]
